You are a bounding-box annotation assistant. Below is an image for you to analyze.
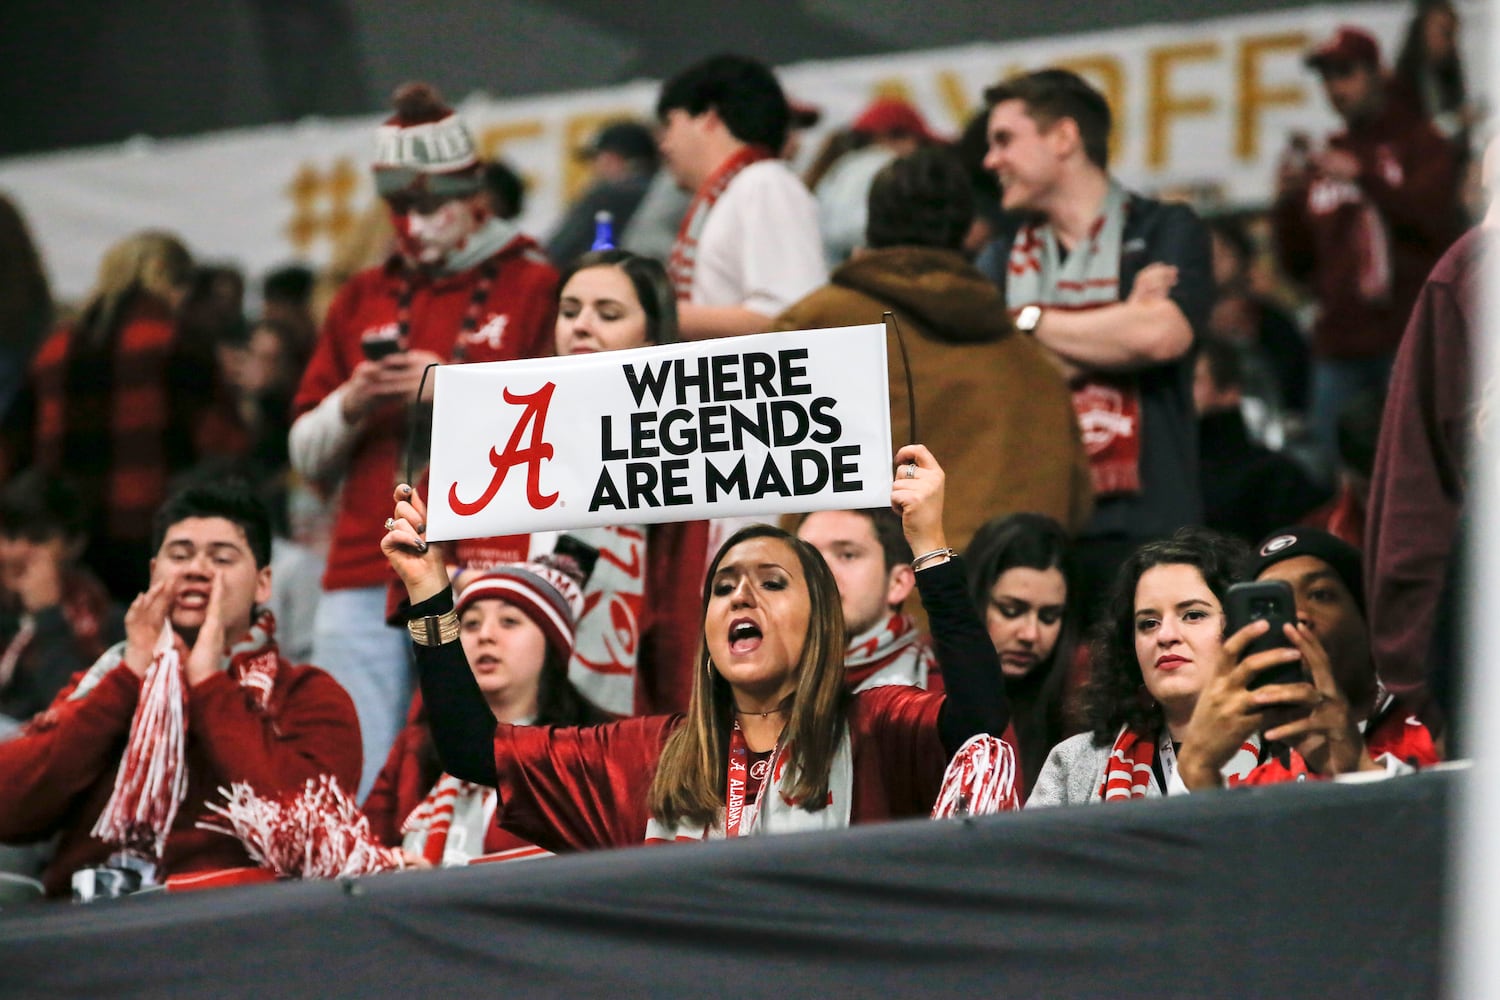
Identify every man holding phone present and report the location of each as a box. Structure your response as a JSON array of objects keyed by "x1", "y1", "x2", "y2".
[
  {"x1": 1250, "y1": 528, "x2": 1439, "y2": 773},
  {"x1": 1177, "y1": 528, "x2": 1439, "y2": 790},
  {"x1": 289, "y1": 82, "x2": 557, "y2": 797}
]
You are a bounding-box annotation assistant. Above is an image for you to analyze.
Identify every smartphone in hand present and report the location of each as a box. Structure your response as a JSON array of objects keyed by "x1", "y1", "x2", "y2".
[
  {"x1": 1225, "y1": 580, "x2": 1302, "y2": 690},
  {"x1": 361, "y1": 335, "x2": 404, "y2": 361}
]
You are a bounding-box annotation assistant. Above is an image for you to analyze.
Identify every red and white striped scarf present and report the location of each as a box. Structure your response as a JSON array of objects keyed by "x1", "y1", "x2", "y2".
[
  {"x1": 843, "y1": 611, "x2": 936, "y2": 692},
  {"x1": 399, "y1": 773, "x2": 496, "y2": 867},
  {"x1": 667, "y1": 145, "x2": 773, "y2": 301},
  {"x1": 1097, "y1": 724, "x2": 1262, "y2": 800},
  {"x1": 1006, "y1": 180, "x2": 1144, "y2": 497},
  {"x1": 77, "y1": 610, "x2": 282, "y2": 863}
]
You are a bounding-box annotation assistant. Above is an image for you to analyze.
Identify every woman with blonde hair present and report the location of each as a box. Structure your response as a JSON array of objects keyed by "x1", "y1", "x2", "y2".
[
  {"x1": 24, "y1": 230, "x2": 232, "y2": 599},
  {"x1": 381, "y1": 445, "x2": 1009, "y2": 848}
]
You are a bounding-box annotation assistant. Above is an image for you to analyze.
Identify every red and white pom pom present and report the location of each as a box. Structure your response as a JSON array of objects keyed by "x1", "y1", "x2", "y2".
[
  {"x1": 931, "y1": 735, "x2": 1021, "y2": 819},
  {"x1": 199, "y1": 775, "x2": 407, "y2": 879},
  {"x1": 92, "y1": 624, "x2": 189, "y2": 859}
]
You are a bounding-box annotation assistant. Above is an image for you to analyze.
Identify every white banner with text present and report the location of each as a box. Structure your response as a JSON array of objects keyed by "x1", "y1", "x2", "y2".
[{"x1": 426, "y1": 325, "x2": 892, "y2": 539}]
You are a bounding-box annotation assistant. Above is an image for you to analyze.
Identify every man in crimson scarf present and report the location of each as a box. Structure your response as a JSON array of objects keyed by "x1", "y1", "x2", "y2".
[
  {"x1": 657, "y1": 54, "x2": 826, "y2": 341},
  {"x1": 0, "y1": 480, "x2": 360, "y2": 898}
]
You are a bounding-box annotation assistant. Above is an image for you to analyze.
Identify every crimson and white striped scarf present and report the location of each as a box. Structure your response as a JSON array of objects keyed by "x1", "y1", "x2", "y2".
[
  {"x1": 399, "y1": 773, "x2": 496, "y2": 867},
  {"x1": 667, "y1": 145, "x2": 773, "y2": 301},
  {"x1": 74, "y1": 610, "x2": 281, "y2": 863},
  {"x1": 843, "y1": 611, "x2": 936, "y2": 692},
  {"x1": 1005, "y1": 180, "x2": 1145, "y2": 497},
  {"x1": 1097, "y1": 724, "x2": 1262, "y2": 800}
]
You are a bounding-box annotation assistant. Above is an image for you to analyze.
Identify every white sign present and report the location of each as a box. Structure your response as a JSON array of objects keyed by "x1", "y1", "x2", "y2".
[
  {"x1": 0, "y1": 2, "x2": 1485, "y2": 302},
  {"x1": 426, "y1": 325, "x2": 892, "y2": 539}
]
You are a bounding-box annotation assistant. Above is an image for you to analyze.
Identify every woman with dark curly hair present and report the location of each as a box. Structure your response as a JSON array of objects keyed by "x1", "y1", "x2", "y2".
[{"x1": 1027, "y1": 527, "x2": 1311, "y2": 806}]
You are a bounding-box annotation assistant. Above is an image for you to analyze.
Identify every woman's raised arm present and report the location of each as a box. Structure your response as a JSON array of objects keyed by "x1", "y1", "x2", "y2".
[
  {"x1": 890, "y1": 445, "x2": 1010, "y2": 755},
  {"x1": 381, "y1": 484, "x2": 498, "y2": 785}
]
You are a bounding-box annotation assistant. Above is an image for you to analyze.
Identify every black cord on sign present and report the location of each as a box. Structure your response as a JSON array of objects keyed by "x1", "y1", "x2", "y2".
[
  {"x1": 404, "y1": 362, "x2": 441, "y2": 488},
  {"x1": 884, "y1": 311, "x2": 918, "y2": 446}
]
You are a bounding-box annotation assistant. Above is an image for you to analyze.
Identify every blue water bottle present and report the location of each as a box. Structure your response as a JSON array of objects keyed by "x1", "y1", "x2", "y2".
[{"x1": 590, "y1": 210, "x2": 616, "y2": 251}]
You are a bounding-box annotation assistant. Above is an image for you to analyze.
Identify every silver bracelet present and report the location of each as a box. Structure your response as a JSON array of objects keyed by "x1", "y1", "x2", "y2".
[{"x1": 910, "y1": 547, "x2": 958, "y2": 572}]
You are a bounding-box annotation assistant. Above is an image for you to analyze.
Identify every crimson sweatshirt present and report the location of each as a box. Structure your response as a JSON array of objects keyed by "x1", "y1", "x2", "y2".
[
  {"x1": 0, "y1": 653, "x2": 361, "y2": 897},
  {"x1": 1272, "y1": 97, "x2": 1462, "y2": 360},
  {"x1": 291, "y1": 240, "x2": 557, "y2": 593}
]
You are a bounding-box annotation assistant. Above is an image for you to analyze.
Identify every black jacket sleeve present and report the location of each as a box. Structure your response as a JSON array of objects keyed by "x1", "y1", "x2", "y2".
[
  {"x1": 408, "y1": 588, "x2": 499, "y2": 786},
  {"x1": 921, "y1": 556, "x2": 1010, "y2": 756}
]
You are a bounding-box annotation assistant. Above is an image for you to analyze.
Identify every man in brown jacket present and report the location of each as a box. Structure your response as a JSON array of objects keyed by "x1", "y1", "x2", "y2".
[{"x1": 774, "y1": 147, "x2": 1091, "y2": 556}]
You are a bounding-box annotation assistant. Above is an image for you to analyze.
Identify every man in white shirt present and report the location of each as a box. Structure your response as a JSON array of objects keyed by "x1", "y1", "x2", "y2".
[{"x1": 656, "y1": 54, "x2": 827, "y2": 340}]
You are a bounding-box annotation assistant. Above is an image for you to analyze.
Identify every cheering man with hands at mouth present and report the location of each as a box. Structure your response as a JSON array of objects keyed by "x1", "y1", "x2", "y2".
[{"x1": 0, "y1": 481, "x2": 360, "y2": 899}]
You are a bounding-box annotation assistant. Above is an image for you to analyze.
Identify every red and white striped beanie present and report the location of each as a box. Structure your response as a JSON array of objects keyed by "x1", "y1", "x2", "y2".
[{"x1": 454, "y1": 558, "x2": 585, "y2": 661}]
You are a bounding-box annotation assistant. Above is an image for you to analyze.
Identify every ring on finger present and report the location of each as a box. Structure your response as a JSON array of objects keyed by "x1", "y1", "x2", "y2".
[
  {"x1": 903, "y1": 464, "x2": 917, "y2": 480},
  {"x1": 384, "y1": 517, "x2": 397, "y2": 532}
]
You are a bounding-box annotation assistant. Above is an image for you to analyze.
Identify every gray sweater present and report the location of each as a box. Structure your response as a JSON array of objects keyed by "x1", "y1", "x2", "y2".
[
  {"x1": 1027, "y1": 729, "x2": 1412, "y2": 807},
  {"x1": 1026, "y1": 731, "x2": 1182, "y2": 808}
]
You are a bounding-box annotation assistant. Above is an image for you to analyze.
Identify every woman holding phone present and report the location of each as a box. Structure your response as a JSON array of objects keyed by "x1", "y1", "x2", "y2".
[
  {"x1": 380, "y1": 445, "x2": 1011, "y2": 848},
  {"x1": 1026, "y1": 527, "x2": 1344, "y2": 807}
]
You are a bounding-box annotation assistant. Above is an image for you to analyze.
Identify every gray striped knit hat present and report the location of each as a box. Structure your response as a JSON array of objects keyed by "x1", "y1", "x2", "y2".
[{"x1": 372, "y1": 82, "x2": 482, "y2": 200}]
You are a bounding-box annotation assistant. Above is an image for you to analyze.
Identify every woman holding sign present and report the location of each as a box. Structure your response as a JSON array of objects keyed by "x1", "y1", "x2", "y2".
[{"x1": 381, "y1": 445, "x2": 1011, "y2": 847}]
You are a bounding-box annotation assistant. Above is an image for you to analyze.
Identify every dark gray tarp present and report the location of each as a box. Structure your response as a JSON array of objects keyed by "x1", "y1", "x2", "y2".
[{"x1": 0, "y1": 769, "x2": 1449, "y2": 998}]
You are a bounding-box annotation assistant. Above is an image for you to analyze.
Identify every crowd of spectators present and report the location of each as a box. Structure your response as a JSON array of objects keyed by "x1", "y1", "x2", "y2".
[{"x1": 0, "y1": 1, "x2": 1487, "y2": 908}]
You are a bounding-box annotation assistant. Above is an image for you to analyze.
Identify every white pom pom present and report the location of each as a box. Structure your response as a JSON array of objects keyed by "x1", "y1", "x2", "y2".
[
  {"x1": 931, "y1": 735, "x2": 1021, "y2": 818},
  {"x1": 199, "y1": 775, "x2": 407, "y2": 879}
]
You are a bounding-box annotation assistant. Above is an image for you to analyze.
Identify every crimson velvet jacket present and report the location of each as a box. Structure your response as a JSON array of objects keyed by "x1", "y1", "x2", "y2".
[{"x1": 0, "y1": 645, "x2": 360, "y2": 896}]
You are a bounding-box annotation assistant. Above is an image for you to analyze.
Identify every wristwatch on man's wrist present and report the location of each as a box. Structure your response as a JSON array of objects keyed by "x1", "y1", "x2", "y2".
[{"x1": 1015, "y1": 305, "x2": 1043, "y2": 333}]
